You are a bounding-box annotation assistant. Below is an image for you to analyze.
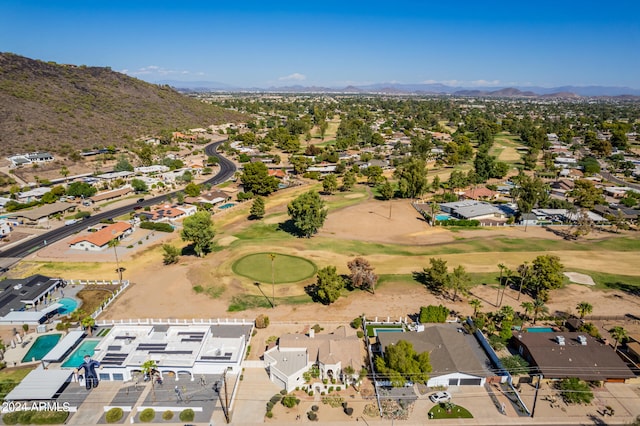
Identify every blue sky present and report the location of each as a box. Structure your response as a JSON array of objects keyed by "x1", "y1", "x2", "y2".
[{"x1": 2, "y1": 1, "x2": 639, "y2": 88}]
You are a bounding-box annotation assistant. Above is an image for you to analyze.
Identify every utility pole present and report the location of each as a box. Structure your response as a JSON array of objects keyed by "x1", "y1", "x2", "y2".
[
  {"x1": 269, "y1": 254, "x2": 276, "y2": 308},
  {"x1": 530, "y1": 374, "x2": 543, "y2": 417},
  {"x1": 218, "y1": 369, "x2": 230, "y2": 423}
]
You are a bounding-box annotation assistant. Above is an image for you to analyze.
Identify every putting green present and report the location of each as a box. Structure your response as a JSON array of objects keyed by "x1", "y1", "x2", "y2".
[{"x1": 232, "y1": 253, "x2": 317, "y2": 284}]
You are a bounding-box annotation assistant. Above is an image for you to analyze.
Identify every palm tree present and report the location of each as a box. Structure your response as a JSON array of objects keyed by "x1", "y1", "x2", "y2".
[
  {"x1": 142, "y1": 359, "x2": 159, "y2": 401},
  {"x1": 469, "y1": 298, "x2": 482, "y2": 317},
  {"x1": 496, "y1": 263, "x2": 505, "y2": 306},
  {"x1": 517, "y1": 262, "x2": 530, "y2": 301},
  {"x1": 108, "y1": 238, "x2": 123, "y2": 282},
  {"x1": 610, "y1": 326, "x2": 628, "y2": 351},
  {"x1": 532, "y1": 298, "x2": 548, "y2": 325},
  {"x1": 269, "y1": 253, "x2": 276, "y2": 308},
  {"x1": 576, "y1": 302, "x2": 593, "y2": 319},
  {"x1": 500, "y1": 267, "x2": 513, "y2": 307},
  {"x1": 81, "y1": 316, "x2": 95, "y2": 336},
  {"x1": 520, "y1": 302, "x2": 534, "y2": 322}
]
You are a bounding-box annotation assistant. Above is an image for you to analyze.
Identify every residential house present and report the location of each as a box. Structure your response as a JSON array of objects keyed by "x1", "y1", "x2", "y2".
[
  {"x1": 307, "y1": 164, "x2": 337, "y2": 175},
  {"x1": 89, "y1": 186, "x2": 133, "y2": 204},
  {"x1": 68, "y1": 222, "x2": 133, "y2": 251},
  {"x1": 0, "y1": 275, "x2": 66, "y2": 324},
  {"x1": 461, "y1": 187, "x2": 499, "y2": 201},
  {"x1": 134, "y1": 165, "x2": 170, "y2": 174},
  {"x1": 136, "y1": 204, "x2": 197, "y2": 222},
  {"x1": 8, "y1": 152, "x2": 54, "y2": 167},
  {"x1": 375, "y1": 324, "x2": 493, "y2": 387},
  {"x1": 187, "y1": 190, "x2": 232, "y2": 206},
  {"x1": 264, "y1": 326, "x2": 362, "y2": 391},
  {"x1": 17, "y1": 187, "x2": 51, "y2": 203},
  {"x1": 440, "y1": 200, "x2": 506, "y2": 221},
  {"x1": 0, "y1": 219, "x2": 12, "y2": 237},
  {"x1": 549, "y1": 179, "x2": 574, "y2": 198},
  {"x1": 512, "y1": 332, "x2": 635, "y2": 382},
  {"x1": 8, "y1": 202, "x2": 76, "y2": 226},
  {"x1": 268, "y1": 169, "x2": 288, "y2": 179}
]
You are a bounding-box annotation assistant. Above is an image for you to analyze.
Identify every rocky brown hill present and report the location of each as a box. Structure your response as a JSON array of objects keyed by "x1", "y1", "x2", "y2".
[{"x1": 0, "y1": 53, "x2": 245, "y2": 156}]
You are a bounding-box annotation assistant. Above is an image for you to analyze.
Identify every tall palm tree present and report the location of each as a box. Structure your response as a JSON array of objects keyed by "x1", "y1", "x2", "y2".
[
  {"x1": 532, "y1": 298, "x2": 548, "y2": 325},
  {"x1": 610, "y1": 326, "x2": 628, "y2": 351},
  {"x1": 81, "y1": 315, "x2": 95, "y2": 336},
  {"x1": 469, "y1": 298, "x2": 482, "y2": 317},
  {"x1": 500, "y1": 267, "x2": 513, "y2": 307},
  {"x1": 496, "y1": 263, "x2": 505, "y2": 306},
  {"x1": 269, "y1": 253, "x2": 276, "y2": 308},
  {"x1": 108, "y1": 238, "x2": 123, "y2": 282},
  {"x1": 142, "y1": 359, "x2": 159, "y2": 401},
  {"x1": 517, "y1": 262, "x2": 530, "y2": 301},
  {"x1": 576, "y1": 302, "x2": 593, "y2": 319}
]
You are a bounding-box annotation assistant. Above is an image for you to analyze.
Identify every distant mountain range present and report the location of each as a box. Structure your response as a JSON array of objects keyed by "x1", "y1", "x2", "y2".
[{"x1": 159, "y1": 80, "x2": 640, "y2": 98}]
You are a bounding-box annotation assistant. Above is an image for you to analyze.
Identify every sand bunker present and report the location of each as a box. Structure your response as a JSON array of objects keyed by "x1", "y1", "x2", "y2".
[{"x1": 564, "y1": 272, "x2": 596, "y2": 286}]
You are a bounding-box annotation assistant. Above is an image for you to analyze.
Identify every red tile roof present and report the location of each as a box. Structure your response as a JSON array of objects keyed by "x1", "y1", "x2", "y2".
[{"x1": 69, "y1": 222, "x2": 132, "y2": 248}]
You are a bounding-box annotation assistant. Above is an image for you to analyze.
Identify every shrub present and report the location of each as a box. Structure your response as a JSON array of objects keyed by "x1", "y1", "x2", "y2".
[
  {"x1": 345, "y1": 407, "x2": 354, "y2": 416},
  {"x1": 140, "y1": 221, "x2": 174, "y2": 233},
  {"x1": 312, "y1": 405, "x2": 319, "y2": 412},
  {"x1": 105, "y1": 407, "x2": 124, "y2": 423},
  {"x1": 162, "y1": 410, "x2": 174, "y2": 420},
  {"x1": 419, "y1": 305, "x2": 449, "y2": 323},
  {"x1": 280, "y1": 389, "x2": 287, "y2": 395},
  {"x1": 308, "y1": 390, "x2": 314, "y2": 396},
  {"x1": 270, "y1": 394, "x2": 282, "y2": 404},
  {"x1": 265, "y1": 411, "x2": 273, "y2": 418},
  {"x1": 308, "y1": 411, "x2": 318, "y2": 421},
  {"x1": 2, "y1": 412, "x2": 19, "y2": 425},
  {"x1": 336, "y1": 386, "x2": 341, "y2": 391},
  {"x1": 266, "y1": 401, "x2": 274, "y2": 411},
  {"x1": 255, "y1": 314, "x2": 270, "y2": 329},
  {"x1": 356, "y1": 330, "x2": 364, "y2": 338},
  {"x1": 179, "y1": 409, "x2": 195, "y2": 422},
  {"x1": 328, "y1": 386, "x2": 334, "y2": 393},
  {"x1": 282, "y1": 395, "x2": 300, "y2": 408},
  {"x1": 350, "y1": 317, "x2": 362, "y2": 329},
  {"x1": 139, "y1": 408, "x2": 155, "y2": 422},
  {"x1": 312, "y1": 324, "x2": 323, "y2": 333}
]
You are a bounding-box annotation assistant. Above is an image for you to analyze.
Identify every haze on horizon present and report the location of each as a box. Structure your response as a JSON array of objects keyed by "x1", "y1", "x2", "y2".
[{"x1": 2, "y1": 0, "x2": 639, "y2": 89}]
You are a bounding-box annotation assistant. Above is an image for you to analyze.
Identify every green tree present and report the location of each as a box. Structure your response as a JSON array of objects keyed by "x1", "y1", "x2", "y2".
[
  {"x1": 181, "y1": 211, "x2": 215, "y2": 257},
  {"x1": 347, "y1": 257, "x2": 378, "y2": 294},
  {"x1": 315, "y1": 266, "x2": 344, "y2": 304},
  {"x1": 377, "y1": 179, "x2": 394, "y2": 200},
  {"x1": 287, "y1": 191, "x2": 327, "y2": 238},
  {"x1": 184, "y1": 182, "x2": 201, "y2": 197},
  {"x1": 142, "y1": 359, "x2": 159, "y2": 401},
  {"x1": 241, "y1": 162, "x2": 279, "y2": 196},
  {"x1": 528, "y1": 255, "x2": 564, "y2": 300},
  {"x1": 394, "y1": 158, "x2": 428, "y2": 198},
  {"x1": 81, "y1": 316, "x2": 95, "y2": 336},
  {"x1": 322, "y1": 174, "x2": 338, "y2": 194},
  {"x1": 520, "y1": 302, "x2": 534, "y2": 321},
  {"x1": 569, "y1": 179, "x2": 604, "y2": 209},
  {"x1": 365, "y1": 166, "x2": 385, "y2": 186},
  {"x1": 576, "y1": 301, "x2": 593, "y2": 319},
  {"x1": 66, "y1": 181, "x2": 97, "y2": 198},
  {"x1": 162, "y1": 244, "x2": 180, "y2": 265},
  {"x1": 610, "y1": 326, "x2": 628, "y2": 350},
  {"x1": 419, "y1": 305, "x2": 449, "y2": 323},
  {"x1": 341, "y1": 171, "x2": 356, "y2": 191},
  {"x1": 290, "y1": 156, "x2": 312, "y2": 175},
  {"x1": 114, "y1": 155, "x2": 134, "y2": 172},
  {"x1": 469, "y1": 298, "x2": 482, "y2": 317},
  {"x1": 499, "y1": 355, "x2": 529, "y2": 375},
  {"x1": 375, "y1": 340, "x2": 432, "y2": 387},
  {"x1": 446, "y1": 265, "x2": 471, "y2": 301},
  {"x1": 249, "y1": 196, "x2": 265, "y2": 219},
  {"x1": 531, "y1": 298, "x2": 548, "y2": 325},
  {"x1": 422, "y1": 258, "x2": 449, "y2": 295},
  {"x1": 60, "y1": 166, "x2": 69, "y2": 178},
  {"x1": 131, "y1": 178, "x2": 148, "y2": 193},
  {"x1": 558, "y1": 378, "x2": 593, "y2": 404}
]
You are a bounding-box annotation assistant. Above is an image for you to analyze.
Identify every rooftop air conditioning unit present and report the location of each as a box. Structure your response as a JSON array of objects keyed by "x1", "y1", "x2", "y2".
[
  {"x1": 555, "y1": 336, "x2": 565, "y2": 345},
  {"x1": 577, "y1": 335, "x2": 587, "y2": 345}
]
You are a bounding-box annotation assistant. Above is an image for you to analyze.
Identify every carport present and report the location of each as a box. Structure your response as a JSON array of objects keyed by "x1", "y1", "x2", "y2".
[{"x1": 5, "y1": 369, "x2": 73, "y2": 400}]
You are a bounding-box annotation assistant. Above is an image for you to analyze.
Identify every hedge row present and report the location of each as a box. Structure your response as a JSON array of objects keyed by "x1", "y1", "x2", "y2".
[{"x1": 140, "y1": 221, "x2": 174, "y2": 232}]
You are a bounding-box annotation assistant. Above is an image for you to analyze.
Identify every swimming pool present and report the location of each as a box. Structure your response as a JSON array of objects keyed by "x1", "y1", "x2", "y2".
[
  {"x1": 57, "y1": 297, "x2": 79, "y2": 315},
  {"x1": 219, "y1": 203, "x2": 235, "y2": 209},
  {"x1": 435, "y1": 214, "x2": 451, "y2": 221},
  {"x1": 61, "y1": 340, "x2": 100, "y2": 368},
  {"x1": 526, "y1": 327, "x2": 554, "y2": 333},
  {"x1": 21, "y1": 334, "x2": 62, "y2": 362}
]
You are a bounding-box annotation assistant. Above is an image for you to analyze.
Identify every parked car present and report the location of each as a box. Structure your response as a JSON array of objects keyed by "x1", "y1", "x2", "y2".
[
  {"x1": 137, "y1": 198, "x2": 145, "y2": 203},
  {"x1": 429, "y1": 391, "x2": 451, "y2": 403}
]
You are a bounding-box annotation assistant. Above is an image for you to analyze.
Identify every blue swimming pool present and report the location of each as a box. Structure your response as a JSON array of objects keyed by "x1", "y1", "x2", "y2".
[
  {"x1": 219, "y1": 203, "x2": 235, "y2": 209},
  {"x1": 435, "y1": 214, "x2": 451, "y2": 221},
  {"x1": 22, "y1": 334, "x2": 62, "y2": 362},
  {"x1": 62, "y1": 340, "x2": 100, "y2": 368},
  {"x1": 57, "y1": 297, "x2": 79, "y2": 315},
  {"x1": 527, "y1": 327, "x2": 554, "y2": 333}
]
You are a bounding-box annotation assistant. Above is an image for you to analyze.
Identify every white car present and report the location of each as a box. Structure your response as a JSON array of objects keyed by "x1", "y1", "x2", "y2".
[{"x1": 429, "y1": 391, "x2": 451, "y2": 403}]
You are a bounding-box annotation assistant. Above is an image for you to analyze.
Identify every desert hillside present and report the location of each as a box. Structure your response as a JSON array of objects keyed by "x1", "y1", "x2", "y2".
[{"x1": 0, "y1": 52, "x2": 244, "y2": 156}]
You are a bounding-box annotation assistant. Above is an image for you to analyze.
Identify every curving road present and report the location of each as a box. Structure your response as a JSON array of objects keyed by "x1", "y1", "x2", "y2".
[{"x1": 0, "y1": 139, "x2": 235, "y2": 269}]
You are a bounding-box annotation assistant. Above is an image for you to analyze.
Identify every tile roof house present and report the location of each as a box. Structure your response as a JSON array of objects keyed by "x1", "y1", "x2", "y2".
[
  {"x1": 264, "y1": 326, "x2": 362, "y2": 391},
  {"x1": 512, "y1": 332, "x2": 635, "y2": 382},
  {"x1": 461, "y1": 187, "x2": 499, "y2": 201},
  {"x1": 136, "y1": 204, "x2": 197, "y2": 222},
  {"x1": 187, "y1": 190, "x2": 232, "y2": 205},
  {"x1": 375, "y1": 324, "x2": 493, "y2": 387},
  {"x1": 69, "y1": 222, "x2": 133, "y2": 251}
]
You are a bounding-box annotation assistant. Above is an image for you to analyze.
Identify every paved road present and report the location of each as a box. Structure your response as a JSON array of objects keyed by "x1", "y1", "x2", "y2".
[{"x1": 0, "y1": 139, "x2": 235, "y2": 269}]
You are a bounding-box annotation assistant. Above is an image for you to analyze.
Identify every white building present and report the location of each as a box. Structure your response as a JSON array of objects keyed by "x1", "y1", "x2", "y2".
[
  {"x1": 0, "y1": 219, "x2": 12, "y2": 237},
  {"x1": 89, "y1": 321, "x2": 253, "y2": 381},
  {"x1": 8, "y1": 152, "x2": 54, "y2": 167}
]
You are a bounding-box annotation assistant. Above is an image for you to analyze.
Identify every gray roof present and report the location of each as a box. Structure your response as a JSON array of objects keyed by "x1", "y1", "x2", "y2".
[
  {"x1": 267, "y1": 348, "x2": 308, "y2": 376},
  {"x1": 8, "y1": 202, "x2": 76, "y2": 221},
  {"x1": 5, "y1": 368, "x2": 72, "y2": 400},
  {"x1": 377, "y1": 324, "x2": 491, "y2": 378},
  {"x1": 0, "y1": 275, "x2": 63, "y2": 316}
]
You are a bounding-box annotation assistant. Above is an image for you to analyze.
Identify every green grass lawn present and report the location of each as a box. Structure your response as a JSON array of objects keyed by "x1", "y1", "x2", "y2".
[
  {"x1": 227, "y1": 294, "x2": 312, "y2": 312},
  {"x1": 0, "y1": 366, "x2": 36, "y2": 399},
  {"x1": 232, "y1": 253, "x2": 317, "y2": 283},
  {"x1": 428, "y1": 403, "x2": 473, "y2": 419}
]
